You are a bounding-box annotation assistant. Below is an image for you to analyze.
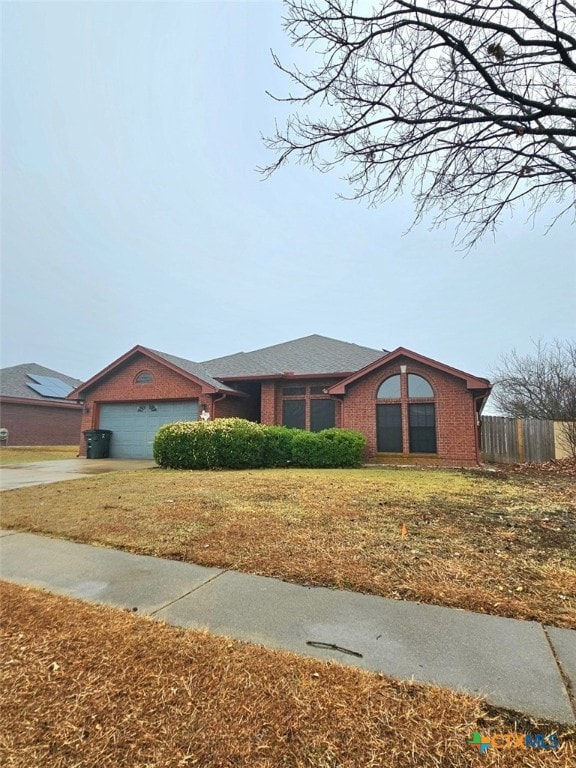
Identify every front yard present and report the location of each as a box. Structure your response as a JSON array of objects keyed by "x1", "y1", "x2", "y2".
[
  {"x1": 0, "y1": 446, "x2": 78, "y2": 465},
  {"x1": 2, "y1": 464, "x2": 574, "y2": 628},
  {"x1": 1, "y1": 582, "x2": 572, "y2": 768}
]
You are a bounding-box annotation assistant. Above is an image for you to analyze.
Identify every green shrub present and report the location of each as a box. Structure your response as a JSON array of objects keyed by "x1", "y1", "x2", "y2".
[
  {"x1": 154, "y1": 418, "x2": 366, "y2": 470},
  {"x1": 290, "y1": 431, "x2": 330, "y2": 468},
  {"x1": 261, "y1": 425, "x2": 295, "y2": 467},
  {"x1": 290, "y1": 428, "x2": 366, "y2": 468},
  {"x1": 316, "y1": 428, "x2": 366, "y2": 467},
  {"x1": 210, "y1": 418, "x2": 266, "y2": 469},
  {"x1": 153, "y1": 418, "x2": 266, "y2": 470},
  {"x1": 153, "y1": 421, "x2": 218, "y2": 469}
]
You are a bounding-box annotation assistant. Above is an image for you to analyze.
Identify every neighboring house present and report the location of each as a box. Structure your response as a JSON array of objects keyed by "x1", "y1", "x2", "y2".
[
  {"x1": 0, "y1": 364, "x2": 83, "y2": 446},
  {"x1": 70, "y1": 335, "x2": 491, "y2": 466}
]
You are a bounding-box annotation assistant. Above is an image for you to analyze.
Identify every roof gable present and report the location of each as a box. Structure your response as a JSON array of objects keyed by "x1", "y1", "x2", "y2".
[
  {"x1": 328, "y1": 347, "x2": 491, "y2": 394},
  {"x1": 71, "y1": 346, "x2": 237, "y2": 398}
]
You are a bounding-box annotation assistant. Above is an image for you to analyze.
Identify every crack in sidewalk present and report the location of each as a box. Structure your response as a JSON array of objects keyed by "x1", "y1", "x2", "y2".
[
  {"x1": 543, "y1": 625, "x2": 576, "y2": 720},
  {"x1": 148, "y1": 569, "x2": 229, "y2": 617}
]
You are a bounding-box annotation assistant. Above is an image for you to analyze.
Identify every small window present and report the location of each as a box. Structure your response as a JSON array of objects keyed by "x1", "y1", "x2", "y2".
[
  {"x1": 310, "y1": 385, "x2": 328, "y2": 395},
  {"x1": 282, "y1": 386, "x2": 306, "y2": 396},
  {"x1": 135, "y1": 371, "x2": 154, "y2": 384},
  {"x1": 377, "y1": 375, "x2": 401, "y2": 399},
  {"x1": 310, "y1": 399, "x2": 335, "y2": 431},
  {"x1": 283, "y1": 399, "x2": 306, "y2": 429},
  {"x1": 408, "y1": 374, "x2": 433, "y2": 398}
]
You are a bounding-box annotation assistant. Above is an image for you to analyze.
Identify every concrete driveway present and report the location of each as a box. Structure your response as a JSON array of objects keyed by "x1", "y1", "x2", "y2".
[{"x1": 0, "y1": 458, "x2": 157, "y2": 491}]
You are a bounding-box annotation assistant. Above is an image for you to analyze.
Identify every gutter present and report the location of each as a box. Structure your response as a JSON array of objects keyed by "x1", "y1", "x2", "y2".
[{"x1": 0, "y1": 395, "x2": 82, "y2": 410}]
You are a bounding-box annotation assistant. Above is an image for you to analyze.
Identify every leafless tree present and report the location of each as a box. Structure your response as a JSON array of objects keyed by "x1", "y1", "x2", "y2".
[
  {"x1": 262, "y1": 0, "x2": 576, "y2": 248},
  {"x1": 491, "y1": 339, "x2": 576, "y2": 456}
]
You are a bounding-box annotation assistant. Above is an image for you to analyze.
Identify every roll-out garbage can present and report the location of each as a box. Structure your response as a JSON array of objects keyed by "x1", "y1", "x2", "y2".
[{"x1": 83, "y1": 429, "x2": 112, "y2": 459}]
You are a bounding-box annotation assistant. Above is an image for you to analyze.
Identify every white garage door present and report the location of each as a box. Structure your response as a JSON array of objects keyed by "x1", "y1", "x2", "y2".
[{"x1": 99, "y1": 401, "x2": 198, "y2": 459}]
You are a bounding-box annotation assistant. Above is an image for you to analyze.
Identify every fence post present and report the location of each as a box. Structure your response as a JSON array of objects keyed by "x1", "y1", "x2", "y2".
[{"x1": 516, "y1": 419, "x2": 525, "y2": 463}]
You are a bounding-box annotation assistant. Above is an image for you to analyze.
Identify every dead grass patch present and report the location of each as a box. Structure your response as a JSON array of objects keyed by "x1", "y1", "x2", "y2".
[
  {"x1": 1, "y1": 581, "x2": 573, "y2": 768},
  {"x1": 0, "y1": 446, "x2": 78, "y2": 465},
  {"x1": 1, "y1": 467, "x2": 574, "y2": 627}
]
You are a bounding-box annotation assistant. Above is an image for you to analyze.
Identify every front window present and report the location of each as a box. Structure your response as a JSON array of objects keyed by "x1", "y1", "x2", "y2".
[
  {"x1": 408, "y1": 403, "x2": 437, "y2": 453},
  {"x1": 408, "y1": 374, "x2": 434, "y2": 398},
  {"x1": 376, "y1": 372, "x2": 436, "y2": 453},
  {"x1": 282, "y1": 399, "x2": 306, "y2": 429},
  {"x1": 281, "y1": 384, "x2": 336, "y2": 430},
  {"x1": 376, "y1": 403, "x2": 403, "y2": 452},
  {"x1": 310, "y1": 399, "x2": 336, "y2": 432},
  {"x1": 377, "y1": 375, "x2": 401, "y2": 399}
]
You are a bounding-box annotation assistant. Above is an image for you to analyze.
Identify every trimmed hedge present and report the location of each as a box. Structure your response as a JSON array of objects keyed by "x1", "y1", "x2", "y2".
[
  {"x1": 291, "y1": 428, "x2": 366, "y2": 468},
  {"x1": 260, "y1": 425, "x2": 295, "y2": 468},
  {"x1": 153, "y1": 419, "x2": 264, "y2": 470},
  {"x1": 153, "y1": 418, "x2": 365, "y2": 470}
]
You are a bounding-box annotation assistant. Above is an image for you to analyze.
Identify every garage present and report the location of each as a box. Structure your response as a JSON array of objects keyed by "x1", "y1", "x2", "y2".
[{"x1": 99, "y1": 401, "x2": 198, "y2": 459}]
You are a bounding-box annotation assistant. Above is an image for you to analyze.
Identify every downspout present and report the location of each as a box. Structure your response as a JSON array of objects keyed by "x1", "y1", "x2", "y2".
[
  {"x1": 211, "y1": 393, "x2": 227, "y2": 420},
  {"x1": 473, "y1": 394, "x2": 487, "y2": 465},
  {"x1": 336, "y1": 395, "x2": 345, "y2": 429}
]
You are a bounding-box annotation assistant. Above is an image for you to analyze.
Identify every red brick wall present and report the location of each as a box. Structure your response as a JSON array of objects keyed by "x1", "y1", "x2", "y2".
[
  {"x1": 211, "y1": 395, "x2": 254, "y2": 420},
  {"x1": 0, "y1": 401, "x2": 82, "y2": 446},
  {"x1": 340, "y1": 358, "x2": 480, "y2": 466},
  {"x1": 261, "y1": 382, "x2": 277, "y2": 425}
]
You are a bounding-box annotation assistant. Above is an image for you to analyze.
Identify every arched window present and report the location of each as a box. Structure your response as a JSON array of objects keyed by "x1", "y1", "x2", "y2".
[
  {"x1": 135, "y1": 370, "x2": 154, "y2": 384},
  {"x1": 376, "y1": 375, "x2": 401, "y2": 399},
  {"x1": 376, "y1": 372, "x2": 436, "y2": 454},
  {"x1": 407, "y1": 374, "x2": 434, "y2": 398}
]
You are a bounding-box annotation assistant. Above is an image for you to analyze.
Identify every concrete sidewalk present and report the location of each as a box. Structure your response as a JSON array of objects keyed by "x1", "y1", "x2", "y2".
[{"x1": 1, "y1": 529, "x2": 574, "y2": 725}]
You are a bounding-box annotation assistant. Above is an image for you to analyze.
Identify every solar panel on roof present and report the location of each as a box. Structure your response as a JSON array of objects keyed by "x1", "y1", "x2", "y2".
[
  {"x1": 28, "y1": 374, "x2": 74, "y2": 395},
  {"x1": 26, "y1": 374, "x2": 74, "y2": 398}
]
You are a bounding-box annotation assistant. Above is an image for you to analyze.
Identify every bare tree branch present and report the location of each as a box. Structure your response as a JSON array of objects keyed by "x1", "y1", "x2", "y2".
[
  {"x1": 262, "y1": 0, "x2": 576, "y2": 248},
  {"x1": 491, "y1": 339, "x2": 576, "y2": 456}
]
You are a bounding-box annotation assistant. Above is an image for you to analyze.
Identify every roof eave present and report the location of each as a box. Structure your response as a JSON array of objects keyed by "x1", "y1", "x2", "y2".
[{"x1": 1, "y1": 395, "x2": 83, "y2": 409}]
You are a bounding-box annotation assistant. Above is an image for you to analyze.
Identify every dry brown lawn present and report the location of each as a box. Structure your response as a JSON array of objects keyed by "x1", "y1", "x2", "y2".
[
  {"x1": 0, "y1": 446, "x2": 78, "y2": 465},
  {"x1": 1, "y1": 466, "x2": 574, "y2": 628},
  {"x1": 1, "y1": 581, "x2": 573, "y2": 768}
]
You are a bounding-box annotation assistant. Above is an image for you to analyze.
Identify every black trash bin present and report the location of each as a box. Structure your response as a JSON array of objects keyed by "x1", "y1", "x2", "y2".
[{"x1": 83, "y1": 429, "x2": 112, "y2": 459}]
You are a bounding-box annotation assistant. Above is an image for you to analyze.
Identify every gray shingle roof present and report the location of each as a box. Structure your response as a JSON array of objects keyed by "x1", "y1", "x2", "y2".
[
  {"x1": 145, "y1": 349, "x2": 239, "y2": 393},
  {"x1": 0, "y1": 364, "x2": 83, "y2": 401},
  {"x1": 201, "y1": 335, "x2": 386, "y2": 378}
]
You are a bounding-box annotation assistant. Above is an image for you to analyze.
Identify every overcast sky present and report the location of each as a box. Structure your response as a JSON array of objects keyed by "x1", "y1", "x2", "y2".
[{"x1": 2, "y1": 1, "x2": 575, "y2": 401}]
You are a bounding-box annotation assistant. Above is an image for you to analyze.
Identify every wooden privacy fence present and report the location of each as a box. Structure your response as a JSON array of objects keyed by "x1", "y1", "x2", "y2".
[{"x1": 480, "y1": 416, "x2": 558, "y2": 464}]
